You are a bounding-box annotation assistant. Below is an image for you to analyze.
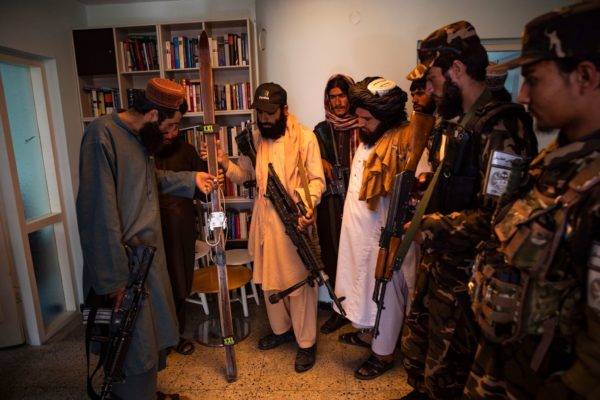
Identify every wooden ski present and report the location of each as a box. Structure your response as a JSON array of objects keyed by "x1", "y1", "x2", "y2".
[{"x1": 199, "y1": 30, "x2": 237, "y2": 382}]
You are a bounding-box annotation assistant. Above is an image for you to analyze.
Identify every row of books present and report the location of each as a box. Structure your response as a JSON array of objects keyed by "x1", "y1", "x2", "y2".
[
  {"x1": 209, "y1": 33, "x2": 250, "y2": 67},
  {"x1": 83, "y1": 86, "x2": 121, "y2": 117},
  {"x1": 163, "y1": 33, "x2": 249, "y2": 69},
  {"x1": 201, "y1": 209, "x2": 252, "y2": 240},
  {"x1": 181, "y1": 121, "x2": 251, "y2": 157},
  {"x1": 120, "y1": 35, "x2": 159, "y2": 72},
  {"x1": 164, "y1": 36, "x2": 198, "y2": 70},
  {"x1": 214, "y1": 81, "x2": 252, "y2": 111},
  {"x1": 168, "y1": 80, "x2": 251, "y2": 112}
]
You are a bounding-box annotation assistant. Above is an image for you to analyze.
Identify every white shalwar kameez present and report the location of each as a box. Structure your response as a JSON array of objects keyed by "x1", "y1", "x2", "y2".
[{"x1": 334, "y1": 141, "x2": 420, "y2": 349}]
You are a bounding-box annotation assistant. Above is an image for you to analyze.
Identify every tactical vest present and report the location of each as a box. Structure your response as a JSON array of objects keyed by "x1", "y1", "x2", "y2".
[
  {"x1": 470, "y1": 156, "x2": 600, "y2": 370},
  {"x1": 427, "y1": 101, "x2": 531, "y2": 214}
]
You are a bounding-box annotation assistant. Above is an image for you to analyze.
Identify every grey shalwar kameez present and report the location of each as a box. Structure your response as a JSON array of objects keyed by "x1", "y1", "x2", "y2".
[{"x1": 77, "y1": 113, "x2": 197, "y2": 381}]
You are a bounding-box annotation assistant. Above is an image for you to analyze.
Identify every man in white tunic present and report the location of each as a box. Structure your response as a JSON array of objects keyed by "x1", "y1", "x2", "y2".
[{"x1": 333, "y1": 77, "x2": 420, "y2": 379}]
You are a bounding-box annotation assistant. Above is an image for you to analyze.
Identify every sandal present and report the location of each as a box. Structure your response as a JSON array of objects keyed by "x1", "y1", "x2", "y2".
[
  {"x1": 354, "y1": 354, "x2": 394, "y2": 380},
  {"x1": 175, "y1": 338, "x2": 195, "y2": 356},
  {"x1": 156, "y1": 391, "x2": 180, "y2": 400},
  {"x1": 338, "y1": 331, "x2": 371, "y2": 348}
]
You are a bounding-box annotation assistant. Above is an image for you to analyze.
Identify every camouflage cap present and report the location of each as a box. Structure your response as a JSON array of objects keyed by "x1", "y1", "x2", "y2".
[
  {"x1": 490, "y1": 1, "x2": 600, "y2": 71},
  {"x1": 406, "y1": 21, "x2": 481, "y2": 81}
]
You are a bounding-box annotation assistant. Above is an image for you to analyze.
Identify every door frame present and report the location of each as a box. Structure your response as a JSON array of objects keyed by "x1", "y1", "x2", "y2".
[{"x1": 0, "y1": 52, "x2": 79, "y2": 345}]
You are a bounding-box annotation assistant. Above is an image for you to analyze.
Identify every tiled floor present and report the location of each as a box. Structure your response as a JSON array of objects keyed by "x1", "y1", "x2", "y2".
[{"x1": 0, "y1": 293, "x2": 412, "y2": 399}]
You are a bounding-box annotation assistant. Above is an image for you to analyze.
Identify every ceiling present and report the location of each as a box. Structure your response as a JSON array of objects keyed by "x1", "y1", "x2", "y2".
[{"x1": 76, "y1": 0, "x2": 179, "y2": 4}]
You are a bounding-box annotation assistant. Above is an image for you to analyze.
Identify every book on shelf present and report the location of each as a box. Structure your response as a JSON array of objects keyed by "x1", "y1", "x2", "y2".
[
  {"x1": 199, "y1": 208, "x2": 252, "y2": 241},
  {"x1": 210, "y1": 33, "x2": 249, "y2": 67},
  {"x1": 119, "y1": 35, "x2": 158, "y2": 71},
  {"x1": 83, "y1": 86, "x2": 120, "y2": 117}
]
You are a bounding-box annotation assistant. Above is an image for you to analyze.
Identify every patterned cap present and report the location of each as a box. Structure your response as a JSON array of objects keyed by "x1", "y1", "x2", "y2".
[
  {"x1": 406, "y1": 21, "x2": 481, "y2": 81},
  {"x1": 145, "y1": 78, "x2": 186, "y2": 110},
  {"x1": 250, "y1": 82, "x2": 287, "y2": 112},
  {"x1": 490, "y1": 1, "x2": 600, "y2": 71}
]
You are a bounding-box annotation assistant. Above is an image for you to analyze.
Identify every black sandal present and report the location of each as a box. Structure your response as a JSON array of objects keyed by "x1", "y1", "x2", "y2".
[
  {"x1": 175, "y1": 338, "x2": 195, "y2": 356},
  {"x1": 156, "y1": 391, "x2": 180, "y2": 400},
  {"x1": 338, "y1": 331, "x2": 371, "y2": 348},
  {"x1": 354, "y1": 354, "x2": 394, "y2": 380}
]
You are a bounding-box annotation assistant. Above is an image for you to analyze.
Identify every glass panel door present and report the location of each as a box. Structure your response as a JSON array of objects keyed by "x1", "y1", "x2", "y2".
[{"x1": 0, "y1": 54, "x2": 76, "y2": 345}]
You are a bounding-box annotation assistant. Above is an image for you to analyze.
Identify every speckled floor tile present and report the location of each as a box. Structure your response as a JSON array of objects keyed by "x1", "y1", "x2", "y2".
[{"x1": 0, "y1": 296, "x2": 413, "y2": 399}]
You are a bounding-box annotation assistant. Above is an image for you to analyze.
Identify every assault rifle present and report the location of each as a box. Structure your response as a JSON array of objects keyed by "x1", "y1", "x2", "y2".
[
  {"x1": 327, "y1": 163, "x2": 348, "y2": 198},
  {"x1": 99, "y1": 244, "x2": 155, "y2": 400},
  {"x1": 372, "y1": 111, "x2": 434, "y2": 338},
  {"x1": 372, "y1": 171, "x2": 415, "y2": 337},
  {"x1": 265, "y1": 163, "x2": 346, "y2": 316}
]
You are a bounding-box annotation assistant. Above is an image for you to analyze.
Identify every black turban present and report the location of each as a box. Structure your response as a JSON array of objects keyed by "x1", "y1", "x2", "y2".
[{"x1": 349, "y1": 77, "x2": 408, "y2": 124}]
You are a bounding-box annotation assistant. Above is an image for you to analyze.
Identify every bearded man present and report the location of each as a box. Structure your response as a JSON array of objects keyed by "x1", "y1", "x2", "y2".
[
  {"x1": 330, "y1": 77, "x2": 420, "y2": 380},
  {"x1": 155, "y1": 111, "x2": 209, "y2": 357},
  {"x1": 216, "y1": 82, "x2": 325, "y2": 373},
  {"x1": 399, "y1": 22, "x2": 538, "y2": 400},
  {"x1": 77, "y1": 78, "x2": 217, "y2": 399},
  {"x1": 313, "y1": 74, "x2": 359, "y2": 334}
]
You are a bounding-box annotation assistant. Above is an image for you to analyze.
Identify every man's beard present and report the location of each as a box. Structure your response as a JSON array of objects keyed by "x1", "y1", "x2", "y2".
[
  {"x1": 437, "y1": 74, "x2": 463, "y2": 120},
  {"x1": 416, "y1": 100, "x2": 436, "y2": 115},
  {"x1": 359, "y1": 122, "x2": 388, "y2": 146},
  {"x1": 258, "y1": 113, "x2": 287, "y2": 140},
  {"x1": 156, "y1": 136, "x2": 181, "y2": 158},
  {"x1": 139, "y1": 121, "x2": 165, "y2": 154}
]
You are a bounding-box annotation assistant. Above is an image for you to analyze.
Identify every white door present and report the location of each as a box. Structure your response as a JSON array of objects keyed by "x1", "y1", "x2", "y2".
[{"x1": 0, "y1": 53, "x2": 78, "y2": 346}]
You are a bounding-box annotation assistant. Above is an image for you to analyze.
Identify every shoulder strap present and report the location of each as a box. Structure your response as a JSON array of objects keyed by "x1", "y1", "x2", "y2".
[{"x1": 468, "y1": 101, "x2": 528, "y2": 134}]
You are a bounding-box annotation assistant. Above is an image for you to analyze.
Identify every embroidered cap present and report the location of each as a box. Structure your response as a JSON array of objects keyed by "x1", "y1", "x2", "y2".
[
  {"x1": 490, "y1": 1, "x2": 600, "y2": 71},
  {"x1": 406, "y1": 21, "x2": 482, "y2": 81},
  {"x1": 250, "y1": 82, "x2": 287, "y2": 113},
  {"x1": 145, "y1": 78, "x2": 186, "y2": 110}
]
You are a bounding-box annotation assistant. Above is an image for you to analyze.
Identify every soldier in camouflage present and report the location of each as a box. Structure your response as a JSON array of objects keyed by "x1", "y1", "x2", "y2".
[
  {"x1": 465, "y1": 2, "x2": 600, "y2": 399},
  {"x1": 400, "y1": 21, "x2": 538, "y2": 400}
]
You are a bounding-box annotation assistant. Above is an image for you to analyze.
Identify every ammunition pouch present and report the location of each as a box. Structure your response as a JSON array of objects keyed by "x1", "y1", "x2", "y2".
[
  {"x1": 471, "y1": 188, "x2": 579, "y2": 345},
  {"x1": 470, "y1": 240, "x2": 528, "y2": 343},
  {"x1": 429, "y1": 124, "x2": 479, "y2": 214}
]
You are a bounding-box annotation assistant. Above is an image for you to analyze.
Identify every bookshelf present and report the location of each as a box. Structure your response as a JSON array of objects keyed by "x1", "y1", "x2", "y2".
[
  {"x1": 72, "y1": 19, "x2": 258, "y2": 243},
  {"x1": 72, "y1": 18, "x2": 257, "y2": 128}
]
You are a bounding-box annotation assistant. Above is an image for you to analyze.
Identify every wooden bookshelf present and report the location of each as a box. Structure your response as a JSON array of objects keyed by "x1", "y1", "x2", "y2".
[{"x1": 72, "y1": 18, "x2": 257, "y2": 129}]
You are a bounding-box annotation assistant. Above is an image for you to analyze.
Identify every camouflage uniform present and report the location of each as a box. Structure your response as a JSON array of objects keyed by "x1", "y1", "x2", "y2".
[
  {"x1": 464, "y1": 4, "x2": 600, "y2": 398},
  {"x1": 465, "y1": 133, "x2": 600, "y2": 400},
  {"x1": 401, "y1": 93, "x2": 538, "y2": 399}
]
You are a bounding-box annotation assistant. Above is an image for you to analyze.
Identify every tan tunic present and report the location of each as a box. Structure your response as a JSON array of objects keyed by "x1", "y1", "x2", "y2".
[{"x1": 226, "y1": 114, "x2": 325, "y2": 292}]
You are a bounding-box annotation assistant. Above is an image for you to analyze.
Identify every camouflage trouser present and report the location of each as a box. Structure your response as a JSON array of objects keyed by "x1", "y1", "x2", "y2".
[
  {"x1": 401, "y1": 262, "x2": 430, "y2": 393},
  {"x1": 463, "y1": 336, "x2": 577, "y2": 399},
  {"x1": 402, "y1": 259, "x2": 479, "y2": 399}
]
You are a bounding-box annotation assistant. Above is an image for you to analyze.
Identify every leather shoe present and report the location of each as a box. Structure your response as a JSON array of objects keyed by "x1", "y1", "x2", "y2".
[
  {"x1": 320, "y1": 312, "x2": 349, "y2": 334},
  {"x1": 258, "y1": 330, "x2": 295, "y2": 350},
  {"x1": 294, "y1": 344, "x2": 316, "y2": 373}
]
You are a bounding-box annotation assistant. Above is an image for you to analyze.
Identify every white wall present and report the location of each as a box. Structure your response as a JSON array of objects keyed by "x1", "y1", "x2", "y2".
[
  {"x1": 84, "y1": 0, "x2": 256, "y2": 26},
  {"x1": 256, "y1": 0, "x2": 573, "y2": 128}
]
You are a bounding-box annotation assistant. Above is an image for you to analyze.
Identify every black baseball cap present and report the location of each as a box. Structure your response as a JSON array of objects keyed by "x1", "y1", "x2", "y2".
[
  {"x1": 250, "y1": 82, "x2": 287, "y2": 113},
  {"x1": 406, "y1": 21, "x2": 482, "y2": 81},
  {"x1": 490, "y1": 1, "x2": 600, "y2": 71}
]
